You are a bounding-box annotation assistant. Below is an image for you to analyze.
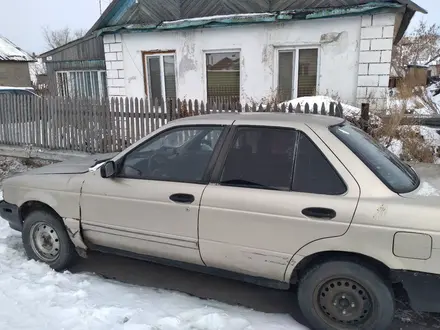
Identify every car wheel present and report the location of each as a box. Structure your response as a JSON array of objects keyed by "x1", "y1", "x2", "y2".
[
  {"x1": 22, "y1": 210, "x2": 77, "y2": 271},
  {"x1": 298, "y1": 260, "x2": 394, "y2": 330}
]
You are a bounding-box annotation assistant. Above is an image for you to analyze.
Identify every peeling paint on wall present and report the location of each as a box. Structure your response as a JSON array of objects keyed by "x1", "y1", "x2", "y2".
[{"x1": 178, "y1": 31, "x2": 197, "y2": 79}]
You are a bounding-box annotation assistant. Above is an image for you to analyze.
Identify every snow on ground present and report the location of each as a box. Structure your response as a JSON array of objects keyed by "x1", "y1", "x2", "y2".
[
  {"x1": 416, "y1": 182, "x2": 440, "y2": 196},
  {"x1": 0, "y1": 220, "x2": 306, "y2": 330},
  {"x1": 280, "y1": 96, "x2": 360, "y2": 118}
]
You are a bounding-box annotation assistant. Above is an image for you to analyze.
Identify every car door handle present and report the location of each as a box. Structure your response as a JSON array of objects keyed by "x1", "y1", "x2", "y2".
[
  {"x1": 302, "y1": 207, "x2": 336, "y2": 220},
  {"x1": 169, "y1": 193, "x2": 195, "y2": 204}
]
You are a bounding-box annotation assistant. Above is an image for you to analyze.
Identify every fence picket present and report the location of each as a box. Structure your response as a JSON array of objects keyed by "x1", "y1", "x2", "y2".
[
  {"x1": 329, "y1": 102, "x2": 335, "y2": 116},
  {"x1": 129, "y1": 98, "x2": 135, "y2": 145},
  {"x1": 139, "y1": 98, "x2": 146, "y2": 137},
  {"x1": 155, "y1": 98, "x2": 160, "y2": 129},
  {"x1": 121, "y1": 98, "x2": 126, "y2": 150},
  {"x1": 135, "y1": 98, "x2": 140, "y2": 142},
  {"x1": 0, "y1": 95, "x2": 350, "y2": 153}
]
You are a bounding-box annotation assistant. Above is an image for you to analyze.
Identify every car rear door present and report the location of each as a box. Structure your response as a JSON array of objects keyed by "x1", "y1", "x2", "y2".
[{"x1": 198, "y1": 122, "x2": 360, "y2": 282}]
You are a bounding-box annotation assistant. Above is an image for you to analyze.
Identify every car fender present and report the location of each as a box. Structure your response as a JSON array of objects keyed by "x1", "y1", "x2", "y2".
[{"x1": 284, "y1": 233, "x2": 405, "y2": 282}]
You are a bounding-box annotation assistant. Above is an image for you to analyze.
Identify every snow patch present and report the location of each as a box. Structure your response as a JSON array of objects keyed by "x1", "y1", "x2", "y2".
[
  {"x1": 0, "y1": 219, "x2": 307, "y2": 330},
  {"x1": 280, "y1": 96, "x2": 360, "y2": 117},
  {"x1": 387, "y1": 139, "x2": 403, "y2": 158},
  {"x1": 416, "y1": 182, "x2": 440, "y2": 196}
]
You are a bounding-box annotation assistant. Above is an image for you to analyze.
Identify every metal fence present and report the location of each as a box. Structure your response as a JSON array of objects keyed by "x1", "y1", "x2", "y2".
[{"x1": 0, "y1": 95, "x2": 344, "y2": 154}]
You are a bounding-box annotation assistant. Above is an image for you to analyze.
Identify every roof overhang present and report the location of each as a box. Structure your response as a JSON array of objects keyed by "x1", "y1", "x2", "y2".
[{"x1": 89, "y1": 0, "x2": 427, "y2": 44}]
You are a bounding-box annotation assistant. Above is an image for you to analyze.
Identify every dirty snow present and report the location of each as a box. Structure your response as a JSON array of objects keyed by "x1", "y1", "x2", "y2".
[
  {"x1": 162, "y1": 12, "x2": 274, "y2": 25},
  {"x1": 0, "y1": 219, "x2": 306, "y2": 330},
  {"x1": 0, "y1": 157, "x2": 51, "y2": 188},
  {"x1": 416, "y1": 182, "x2": 440, "y2": 196},
  {"x1": 387, "y1": 139, "x2": 404, "y2": 158}
]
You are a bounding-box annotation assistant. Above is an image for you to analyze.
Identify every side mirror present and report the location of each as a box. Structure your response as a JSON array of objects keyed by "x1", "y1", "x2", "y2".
[{"x1": 100, "y1": 161, "x2": 116, "y2": 178}]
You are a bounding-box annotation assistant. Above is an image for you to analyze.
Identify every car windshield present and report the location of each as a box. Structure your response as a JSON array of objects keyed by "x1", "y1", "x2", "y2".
[{"x1": 330, "y1": 123, "x2": 420, "y2": 194}]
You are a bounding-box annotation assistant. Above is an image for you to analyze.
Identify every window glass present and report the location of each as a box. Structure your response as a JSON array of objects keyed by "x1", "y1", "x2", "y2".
[
  {"x1": 206, "y1": 52, "x2": 240, "y2": 104},
  {"x1": 277, "y1": 48, "x2": 318, "y2": 100},
  {"x1": 147, "y1": 56, "x2": 162, "y2": 102},
  {"x1": 292, "y1": 133, "x2": 346, "y2": 195},
  {"x1": 297, "y1": 49, "x2": 318, "y2": 97},
  {"x1": 220, "y1": 127, "x2": 296, "y2": 190},
  {"x1": 56, "y1": 71, "x2": 106, "y2": 99},
  {"x1": 331, "y1": 123, "x2": 419, "y2": 193},
  {"x1": 120, "y1": 126, "x2": 224, "y2": 183},
  {"x1": 163, "y1": 55, "x2": 176, "y2": 101},
  {"x1": 278, "y1": 51, "x2": 294, "y2": 102}
]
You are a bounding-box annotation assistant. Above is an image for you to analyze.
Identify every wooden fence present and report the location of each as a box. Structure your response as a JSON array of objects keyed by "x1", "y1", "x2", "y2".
[{"x1": 0, "y1": 95, "x2": 344, "y2": 154}]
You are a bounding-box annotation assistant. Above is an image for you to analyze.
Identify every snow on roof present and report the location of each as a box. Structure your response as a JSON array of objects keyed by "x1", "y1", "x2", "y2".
[
  {"x1": 0, "y1": 86, "x2": 35, "y2": 90},
  {"x1": 0, "y1": 35, "x2": 34, "y2": 62}
]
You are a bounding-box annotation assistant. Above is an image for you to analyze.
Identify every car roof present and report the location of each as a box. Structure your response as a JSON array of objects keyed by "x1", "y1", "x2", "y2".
[{"x1": 173, "y1": 112, "x2": 345, "y2": 127}]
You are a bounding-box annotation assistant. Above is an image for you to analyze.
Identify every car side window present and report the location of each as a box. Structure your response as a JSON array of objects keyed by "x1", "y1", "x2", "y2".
[
  {"x1": 292, "y1": 132, "x2": 346, "y2": 195},
  {"x1": 220, "y1": 127, "x2": 296, "y2": 190},
  {"x1": 119, "y1": 126, "x2": 224, "y2": 183}
]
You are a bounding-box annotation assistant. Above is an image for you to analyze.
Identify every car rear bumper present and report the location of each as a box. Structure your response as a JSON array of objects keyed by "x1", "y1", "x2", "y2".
[
  {"x1": 393, "y1": 270, "x2": 440, "y2": 313},
  {"x1": 0, "y1": 200, "x2": 22, "y2": 232}
]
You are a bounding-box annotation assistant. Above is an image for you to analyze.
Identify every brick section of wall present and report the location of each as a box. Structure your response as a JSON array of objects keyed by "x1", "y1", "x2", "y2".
[
  {"x1": 103, "y1": 34, "x2": 126, "y2": 98},
  {"x1": 357, "y1": 13, "x2": 395, "y2": 110}
]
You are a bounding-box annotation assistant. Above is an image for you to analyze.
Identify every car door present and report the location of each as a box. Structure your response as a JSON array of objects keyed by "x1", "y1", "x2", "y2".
[
  {"x1": 80, "y1": 124, "x2": 228, "y2": 265},
  {"x1": 199, "y1": 123, "x2": 360, "y2": 281}
]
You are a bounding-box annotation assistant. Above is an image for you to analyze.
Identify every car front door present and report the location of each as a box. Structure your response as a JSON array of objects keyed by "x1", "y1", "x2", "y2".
[
  {"x1": 80, "y1": 124, "x2": 228, "y2": 265},
  {"x1": 199, "y1": 123, "x2": 360, "y2": 281}
]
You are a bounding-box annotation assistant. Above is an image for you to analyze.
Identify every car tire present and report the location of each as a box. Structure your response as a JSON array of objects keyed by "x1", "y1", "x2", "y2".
[
  {"x1": 298, "y1": 260, "x2": 394, "y2": 330},
  {"x1": 22, "y1": 210, "x2": 77, "y2": 271}
]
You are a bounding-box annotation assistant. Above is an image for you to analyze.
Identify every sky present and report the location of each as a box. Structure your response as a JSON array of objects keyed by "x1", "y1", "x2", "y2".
[{"x1": 0, "y1": 0, "x2": 437, "y2": 55}]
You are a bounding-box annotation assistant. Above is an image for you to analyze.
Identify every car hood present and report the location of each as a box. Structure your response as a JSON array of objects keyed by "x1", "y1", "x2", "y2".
[{"x1": 24, "y1": 153, "x2": 118, "y2": 175}]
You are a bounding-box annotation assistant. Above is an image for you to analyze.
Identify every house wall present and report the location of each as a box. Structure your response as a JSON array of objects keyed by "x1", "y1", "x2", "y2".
[
  {"x1": 357, "y1": 13, "x2": 397, "y2": 110},
  {"x1": 104, "y1": 13, "x2": 396, "y2": 108},
  {"x1": 0, "y1": 62, "x2": 32, "y2": 87},
  {"x1": 42, "y1": 36, "x2": 105, "y2": 95}
]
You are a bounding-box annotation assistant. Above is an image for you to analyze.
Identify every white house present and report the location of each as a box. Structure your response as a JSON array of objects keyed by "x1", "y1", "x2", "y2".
[{"x1": 88, "y1": 0, "x2": 426, "y2": 110}]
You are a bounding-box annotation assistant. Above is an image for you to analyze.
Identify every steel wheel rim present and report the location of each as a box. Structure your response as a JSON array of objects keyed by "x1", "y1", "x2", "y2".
[
  {"x1": 29, "y1": 222, "x2": 60, "y2": 262},
  {"x1": 314, "y1": 277, "x2": 373, "y2": 328}
]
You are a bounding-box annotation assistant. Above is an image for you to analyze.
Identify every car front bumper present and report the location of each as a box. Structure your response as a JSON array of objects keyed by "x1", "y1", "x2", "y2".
[
  {"x1": 0, "y1": 200, "x2": 21, "y2": 232},
  {"x1": 393, "y1": 270, "x2": 440, "y2": 313}
]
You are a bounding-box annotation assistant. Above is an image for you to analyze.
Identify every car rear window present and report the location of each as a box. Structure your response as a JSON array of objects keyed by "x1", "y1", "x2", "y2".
[{"x1": 330, "y1": 123, "x2": 419, "y2": 194}]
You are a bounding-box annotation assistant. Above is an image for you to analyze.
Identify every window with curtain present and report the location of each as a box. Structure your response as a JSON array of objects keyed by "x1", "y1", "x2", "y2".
[
  {"x1": 206, "y1": 52, "x2": 240, "y2": 103},
  {"x1": 56, "y1": 70, "x2": 107, "y2": 99},
  {"x1": 277, "y1": 48, "x2": 318, "y2": 102}
]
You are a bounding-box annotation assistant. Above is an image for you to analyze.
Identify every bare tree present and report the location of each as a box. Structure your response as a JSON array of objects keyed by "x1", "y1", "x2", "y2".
[
  {"x1": 42, "y1": 26, "x2": 86, "y2": 49},
  {"x1": 392, "y1": 20, "x2": 440, "y2": 76}
]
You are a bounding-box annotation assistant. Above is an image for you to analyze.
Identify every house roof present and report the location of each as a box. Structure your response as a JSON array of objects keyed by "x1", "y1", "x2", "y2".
[
  {"x1": 88, "y1": 0, "x2": 426, "y2": 38},
  {"x1": 0, "y1": 36, "x2": 34, "y2": 62},
  {"x1": 39, "y1": 34, "x2": 96, "y2": 58}
]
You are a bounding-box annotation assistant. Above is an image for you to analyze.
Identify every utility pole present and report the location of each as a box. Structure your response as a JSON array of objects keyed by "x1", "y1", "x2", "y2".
[{"x1": 99, "y1": 0, "x2": 103, "y2": 14}]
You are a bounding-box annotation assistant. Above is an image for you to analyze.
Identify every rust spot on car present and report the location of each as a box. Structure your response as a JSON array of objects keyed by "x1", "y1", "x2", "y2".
[{"x1": 373, "y1": 204, "x2": 387, "y2": 220}]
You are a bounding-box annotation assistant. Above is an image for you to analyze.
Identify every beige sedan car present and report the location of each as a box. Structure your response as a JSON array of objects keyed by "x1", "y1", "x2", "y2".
[{"x1": 0, "y1": 113, "x2": 438, "y2": 329}]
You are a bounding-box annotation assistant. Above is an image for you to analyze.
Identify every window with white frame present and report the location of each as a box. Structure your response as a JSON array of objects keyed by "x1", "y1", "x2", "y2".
[
  {"x1": 277, "y1": 48, "x2": 319, "y2": 102},
  {"x1": 56, "y1": 70, "x2": 107, "y2": 99},
  {"x1": 144, "y1": 52, "x2": 177, "y2": 105},
  {"x1": 206, "y1": 52, "x2": 240, "y2": 103}
]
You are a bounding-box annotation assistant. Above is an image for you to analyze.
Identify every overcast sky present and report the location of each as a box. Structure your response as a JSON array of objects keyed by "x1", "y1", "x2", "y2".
[{"x1": 0, "y1": 0, "x2": 437, "y2": 54}]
